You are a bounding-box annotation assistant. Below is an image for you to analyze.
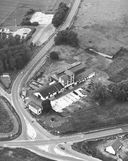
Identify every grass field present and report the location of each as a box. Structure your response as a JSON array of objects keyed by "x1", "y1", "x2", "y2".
[
  {"x1": 0, "y1": 97, "x2": 14, "y2": 133},
  {"x1": 0, "y1": 0, "x2": 73, "y2": 26},
  {"x1": 0, "y1": 96, "x2": 20, "y2": 135},
  {"x1": 37, "y1": 96, "x2": 128, "y2": 136},
  {"x1": 73, "y1": 0, "x2": 128, "y2": 55},
  {"x1": 0, "y1": 147, "x2": 55, "y2": 161}
]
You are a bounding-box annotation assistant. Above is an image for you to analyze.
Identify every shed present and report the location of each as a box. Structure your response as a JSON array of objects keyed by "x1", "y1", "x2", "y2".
[{"x1": 105, "y1": 139, "x2": 123, "y2": 155}]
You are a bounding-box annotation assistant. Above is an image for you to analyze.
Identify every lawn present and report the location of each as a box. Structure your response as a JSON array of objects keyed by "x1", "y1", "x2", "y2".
[
  {"x1": 0, "y1": 97, "x2": 14, "y2": 133},
  {"x1": 37, "y1": 96, "x2": 128, "y2": 136},
  {"x1": 72, "y1": 0, "x2": 128, "y2": 55},
  {"x1": 0, "y1": 147, "x2": 55, "y2": 161},
  {"x1": 0, "y1": 96, "x2": 21, "y2": 139},
  {"x1": 0, "y1": 0, "x2": 73, "y2": 26}
]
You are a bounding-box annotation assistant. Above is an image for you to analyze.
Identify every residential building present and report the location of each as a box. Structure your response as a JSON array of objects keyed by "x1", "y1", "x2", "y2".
[{"x1": 105, "y1": 139, "x2": 123, "y2": 155}]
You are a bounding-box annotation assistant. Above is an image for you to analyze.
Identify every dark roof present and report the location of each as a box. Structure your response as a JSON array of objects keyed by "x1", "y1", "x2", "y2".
[
  {"x1": 25, "y1": 95, "x2": 43, "y2": 109},
  {"x1": 70, "y1": 64, "x2": 86, "y2": 75},
  {"x1": 54, "y1": 82, "x2": 64, "y2": 90},
  {"x1": 111, "y1": 139, "x2": 123, "y2": 153},
  {"x1": 38, "y1": 82, "x2": 63, "y2": 98},
  {"x1": 52, "y1": 62, "x2": 82, "y2": 78}
]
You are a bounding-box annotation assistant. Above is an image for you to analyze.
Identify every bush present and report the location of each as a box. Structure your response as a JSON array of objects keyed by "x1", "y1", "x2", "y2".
[
  {"x1": 21, "y1": 9, "x2": 39, "y2": 26},
  {"x1": 109, "y1": 81, "x2": 128, "y2": 102},
  {"x1": 25, "y1": 9, "x2": 35, "y2": 16},
  {"x1": 89, "y1": 82, "x2": 110, "y2": 104},
  {"x1": 52, "y1": 2, "x2": 69, "y2": 28},
  {"x1": 54, "y1": 29, "x2": 79, "y2": 47},
  {"x1": 50, "y1": 51, "x2": 59, "y2": 60}
]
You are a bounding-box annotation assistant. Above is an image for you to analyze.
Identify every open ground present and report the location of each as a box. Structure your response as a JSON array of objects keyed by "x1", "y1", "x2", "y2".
[
  {"x1": 0, "y1": 147, "x2": 55, "y2": 161},
  {"x1": 72, "y1": 0, "x2": 128, "y2": 55}
]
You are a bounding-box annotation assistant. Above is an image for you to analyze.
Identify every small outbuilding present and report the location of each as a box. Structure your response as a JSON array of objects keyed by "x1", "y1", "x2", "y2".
[
  {"x1": 105, "y1": 139, "x2": 123, "y2": 155},
  {"x1": 25, "y1": 95, "x2": 43, "y2": 115}
]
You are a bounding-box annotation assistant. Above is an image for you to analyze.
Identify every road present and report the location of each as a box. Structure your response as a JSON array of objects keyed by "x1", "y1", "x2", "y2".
[{"x1": 0, "y1": 0, "x2": 127, "y2": 161}]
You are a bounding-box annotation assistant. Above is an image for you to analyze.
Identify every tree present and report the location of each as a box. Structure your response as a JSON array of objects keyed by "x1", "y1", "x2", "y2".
[
  {"x1": 50, "y1": 51, "x2": 59, "y2": 60},
  {"x1": 52, "y1": 2, "x2": 69, "y2": 27},
  {"x1": 89, "y1": 82, "x2": 110, "y2": 104},
  {"x1": 0, "y1": 59, "x2": 4, "y2": 74},
  {"x1": 54, "y1": 29, "x2": 79, "y2": 47},
  {"x1": 25, "y1": 9, "x2": 35, "y2": 16},
  {"x1": 42, "y1": 99, "x2": 52, "y2": 113},
  {"x1": 109, "y1": 81, "x2": 128, "y2": 102}
]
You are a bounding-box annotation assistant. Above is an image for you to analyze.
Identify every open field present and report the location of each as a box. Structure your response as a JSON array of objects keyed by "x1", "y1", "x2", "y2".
[
  {"x1": 0, "y1": 96, "x2": 21, "y2": 140},
  {"x1": 73, "y1": 0, "x2": 128, "y2": 55},
  {"x1": 0, "y1": 147, "x2": 55, "y2": 161},
  {"x1": 37, "y1": 98, "x2": 128, "y2": 135},
  {"x1": 72, "y1": 134, "x2": 128, "y2": 161},
  {"x1": 0, "y1": 0, "x2": 73, "y2": 26}
]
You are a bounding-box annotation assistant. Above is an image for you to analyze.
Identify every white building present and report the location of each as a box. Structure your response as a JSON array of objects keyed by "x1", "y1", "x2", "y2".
[
  {"x1": 105, "y1": 139, "x2": 123, "y2": 155},
  {"x1": 28, "y1": 102, "x2": 42, "y2": 115}
]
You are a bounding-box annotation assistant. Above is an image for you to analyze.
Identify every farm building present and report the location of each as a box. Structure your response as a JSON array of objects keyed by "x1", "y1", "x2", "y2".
[
  {"x1": 33, "y1": 82, "x2": 64, "y2": 100},
  {"x1": 25, "y1": 95, "x2": 52, "y2": 115},
  {"x1": 51, "y1": 63, "x2": 95, "y2": 87},
  {"x1": 105, "y1": 139, "x2": 123, "y2": 155},
  {"x1": 25, "y1": 95, "x2": 43, "y2": 115}
]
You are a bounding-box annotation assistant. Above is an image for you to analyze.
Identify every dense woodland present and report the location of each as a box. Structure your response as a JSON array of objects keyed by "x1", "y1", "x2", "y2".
[{"x1": 0, "y1": 33, "x2": 31, "y2": 74}]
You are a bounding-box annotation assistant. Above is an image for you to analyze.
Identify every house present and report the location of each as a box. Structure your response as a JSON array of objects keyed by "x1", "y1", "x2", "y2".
[
  {"x1": 105, "y1": 139, "x2": 123, "y2": 155},
  {"x1": 25, "y1": 95, "x2": 43, "y2": 115},
  {"x1": 33, "y1": 82, "x2": 64, "y2": 100}
]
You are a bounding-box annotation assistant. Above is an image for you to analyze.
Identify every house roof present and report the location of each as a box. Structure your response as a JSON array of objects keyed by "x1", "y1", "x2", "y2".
[
  {"x1": 65, "y1": 70, "x2": 74, "y2": 76},
  {"x1": 106, "y1": 139, "x2": 123, "y2": 155},
  {"x1": 26, "y1": 95, "x2": 43, "y2": 109},
  {"x1": 70, "y1": 64, "x2": 86, "y2": 75},
  {"x1": 38, "y1": 82, "x2": 63, "y2": 98},
  {"x1": 54, "y1": 82, "x2": 64, "y2": 90},
  {"x1": 51, "y1": 62, "x2": 83, "y2": 79},
  {"x1": 60, "y1": 75, "x2": 69, "y2": 83}
]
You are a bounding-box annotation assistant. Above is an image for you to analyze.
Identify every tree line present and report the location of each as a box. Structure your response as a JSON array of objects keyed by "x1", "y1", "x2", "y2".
[
  {"x1": 89, "y1": 80, "x2": 128, "y2": 104},
  {"x1": 52, "y1": 2, "x2": 69, "y2": 28},
  {"x1": 0, "y1": 34, "x2": 31, "y2": 74}
]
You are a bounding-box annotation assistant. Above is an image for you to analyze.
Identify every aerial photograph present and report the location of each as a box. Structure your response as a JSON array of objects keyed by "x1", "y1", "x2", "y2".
[{"x1": 0, "y1": 0, "x2": 128, "y2": 161}]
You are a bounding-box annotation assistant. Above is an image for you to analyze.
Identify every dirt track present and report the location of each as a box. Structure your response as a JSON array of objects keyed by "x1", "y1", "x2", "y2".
[{"x1": 73, "y1": 0, "x2": 128, "y2": 55}]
